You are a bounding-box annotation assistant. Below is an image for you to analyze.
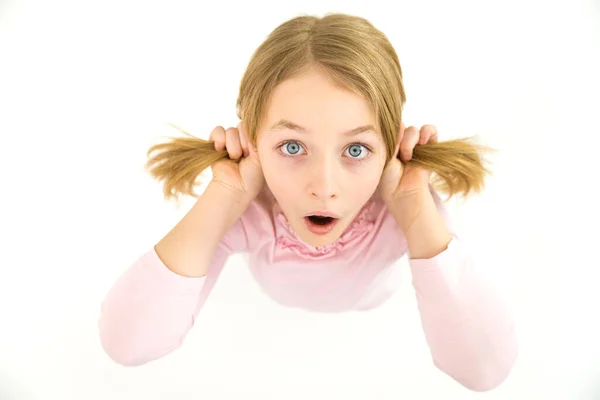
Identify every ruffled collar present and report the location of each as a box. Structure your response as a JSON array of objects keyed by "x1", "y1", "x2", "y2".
[{"x1": 273, "y1": 197, "x2": 377, "y2": 259}]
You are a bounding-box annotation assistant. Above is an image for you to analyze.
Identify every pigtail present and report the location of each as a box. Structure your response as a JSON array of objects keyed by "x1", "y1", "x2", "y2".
[
  {"x1": 408, "y1": 137, "x2": 493, "y2": 199},
  {"x1": 145, "y1": 125, "x2": 228, "y2": 201}
]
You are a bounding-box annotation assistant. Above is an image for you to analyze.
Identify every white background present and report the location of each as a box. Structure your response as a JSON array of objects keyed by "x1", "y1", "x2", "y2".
[{"x1": 1, "y1": 0, "x2": 599, "y2": 399}]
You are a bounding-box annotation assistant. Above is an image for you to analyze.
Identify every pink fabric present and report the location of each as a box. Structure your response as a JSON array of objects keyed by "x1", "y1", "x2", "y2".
[{"x1": 98, "y1": 186, "x2": 517, "y2": 391}]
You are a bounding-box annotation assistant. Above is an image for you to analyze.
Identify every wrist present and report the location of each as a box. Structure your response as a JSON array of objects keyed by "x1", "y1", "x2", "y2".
[
  {"x1": 206, "y1": 180, "x2": 254, "y2": 209},
  {"x1": 190, "y1": 182, "x2": 253, "y2": 239},
  {"x1": 387, "y1": 188, "x2": 452, "y2": 259},
  {"x1": 384, "y1": 187, "x2": 429, "y2": 232}
]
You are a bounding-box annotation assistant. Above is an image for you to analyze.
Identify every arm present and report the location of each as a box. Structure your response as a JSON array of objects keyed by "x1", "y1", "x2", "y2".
[
  {"x1": 387, "y1": 185, "x2": 518, "y2": 391},
  {"x1": 98, "y1": 183, "x2": 251, "y2": 366}
]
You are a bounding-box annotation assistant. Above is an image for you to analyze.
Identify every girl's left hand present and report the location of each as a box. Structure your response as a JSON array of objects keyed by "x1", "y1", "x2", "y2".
[{"x1": 378, "y1": 122, "x2": 438, "y2": 204}]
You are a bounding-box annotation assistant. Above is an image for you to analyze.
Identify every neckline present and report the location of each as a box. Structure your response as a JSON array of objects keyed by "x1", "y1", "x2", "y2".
[{"x1": 273, "y1": 196, "x2": 378, "y2": 258}]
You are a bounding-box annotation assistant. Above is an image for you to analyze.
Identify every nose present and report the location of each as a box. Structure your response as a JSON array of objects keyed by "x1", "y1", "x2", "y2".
[{"x1": 306, "y1": 156, "x2": 339, "y2": 199}]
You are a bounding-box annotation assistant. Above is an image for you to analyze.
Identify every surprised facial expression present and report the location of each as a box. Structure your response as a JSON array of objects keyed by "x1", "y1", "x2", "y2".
[{"x1": 256, "y1": 66, "x2": 388, "y2": 247}]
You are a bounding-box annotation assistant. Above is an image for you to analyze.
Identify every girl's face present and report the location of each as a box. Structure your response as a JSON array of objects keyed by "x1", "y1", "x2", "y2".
[{"x1": 256, "y1": 66, "x2": 388, "y2": 247}]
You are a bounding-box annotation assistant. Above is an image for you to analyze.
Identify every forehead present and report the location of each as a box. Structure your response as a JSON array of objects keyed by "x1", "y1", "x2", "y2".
[{"x1": 265, "y1": 69, "x2": 377, "y2": 131}]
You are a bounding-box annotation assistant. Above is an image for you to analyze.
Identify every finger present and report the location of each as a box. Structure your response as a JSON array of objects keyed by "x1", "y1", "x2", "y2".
[
  {"x1": 225, "y1": 127, "x2": 243, "y2": 160},
  {"x1": 430, "y1": 130, "x2": 438, "y2": 143},
  {"x1": 209, "y1": 126, "x2": 226, "y2": 152},
  {"x1": 419, "y1": 124, "x2": 438, "y2": 144},
  {"x1": 400, "y1": 125, "x2": 420, "y2": 161},
  {"x1": 237, "y1": 122, "x2": 249, "y2": 157}
]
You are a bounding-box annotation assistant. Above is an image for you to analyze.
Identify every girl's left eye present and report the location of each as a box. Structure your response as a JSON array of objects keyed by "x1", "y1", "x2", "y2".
[{"x1": 344, "y1": 144, "x2": 369, "y2": 159}]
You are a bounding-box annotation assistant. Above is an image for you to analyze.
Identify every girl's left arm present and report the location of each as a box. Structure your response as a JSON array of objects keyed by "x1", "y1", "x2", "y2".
[{"x1": 387, "y1": 185, "x2": 518, "y2": 392}]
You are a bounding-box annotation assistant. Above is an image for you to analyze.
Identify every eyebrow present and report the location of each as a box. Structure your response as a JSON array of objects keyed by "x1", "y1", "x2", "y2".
[{"x1": 269, "y1": 119, "x2": 376, "y2": 136}]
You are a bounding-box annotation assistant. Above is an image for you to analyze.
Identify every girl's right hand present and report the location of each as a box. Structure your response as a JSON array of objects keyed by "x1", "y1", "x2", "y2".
[{"x1": 209, "y1": 122, "x2": 265, "y2": 203}]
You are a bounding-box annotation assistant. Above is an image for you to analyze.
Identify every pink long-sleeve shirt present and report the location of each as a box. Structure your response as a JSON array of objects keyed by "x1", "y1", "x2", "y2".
[{"x1": 98, "y1": 186, "x2": 517, "y2": 391}]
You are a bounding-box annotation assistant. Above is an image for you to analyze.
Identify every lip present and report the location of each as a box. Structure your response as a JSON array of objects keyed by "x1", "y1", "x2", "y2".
[{"x1": 304, "y1": 210, "x2": 341, "y2": 219}]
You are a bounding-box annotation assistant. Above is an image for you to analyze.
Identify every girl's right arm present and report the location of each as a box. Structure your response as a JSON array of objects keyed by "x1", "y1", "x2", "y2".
[
  {"x1": 155, "y1": 182, "x2": 252, "y2": 278},
  {"x1": 98, "y1": 182, "x2": 252, "y2": 366}
]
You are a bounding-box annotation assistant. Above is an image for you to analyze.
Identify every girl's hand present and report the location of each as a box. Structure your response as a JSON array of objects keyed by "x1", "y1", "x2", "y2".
[
  {"x1": 209, "y1": 122, "x2": 265, "y2": 204},
  {"x1": 378, "y1": 122, "x2": 438, "y2": 204}
]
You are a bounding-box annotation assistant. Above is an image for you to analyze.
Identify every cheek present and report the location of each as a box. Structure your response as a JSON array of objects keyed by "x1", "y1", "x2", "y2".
[
  {"x1": 259, "y1": 153, "x2": 303, "y2": 196},
  {"x1": 346, "y1": 165, "x2": 382, "y2": 197}
]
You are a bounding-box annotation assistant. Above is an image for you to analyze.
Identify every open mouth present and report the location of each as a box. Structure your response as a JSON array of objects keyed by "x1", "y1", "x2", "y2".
[
  {"x1": 304, "y1": 215, "x2": 339, "y2": 235},
  {"x1": 307, "y1": 215, "x2": 335, "y2": 225}
]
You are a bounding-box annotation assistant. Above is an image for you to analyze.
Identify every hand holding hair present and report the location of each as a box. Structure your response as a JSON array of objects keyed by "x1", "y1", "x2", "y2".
[
  {"x1": 145, "y1": 122, "x2": 265, "y2": 204},
  {"x1": 208, "y1": 122, "x2": 265, "y2": 204}
]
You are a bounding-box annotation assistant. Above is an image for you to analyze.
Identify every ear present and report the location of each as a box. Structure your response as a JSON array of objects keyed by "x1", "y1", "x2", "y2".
[
  {"x1": 393, "y1": 121, "x2": 406, "y2": 159},
  {"x1": 239, "y1": 122, "x2": 260, "y2": 163},
  {"x1": 399, "y1": 121, "x2": 406, "y2": 142}
]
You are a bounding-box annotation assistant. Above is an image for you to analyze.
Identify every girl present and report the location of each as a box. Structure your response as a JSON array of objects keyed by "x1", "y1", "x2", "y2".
[{"x1": 98, "y1": 13, "x2": 517, "y2": 392}]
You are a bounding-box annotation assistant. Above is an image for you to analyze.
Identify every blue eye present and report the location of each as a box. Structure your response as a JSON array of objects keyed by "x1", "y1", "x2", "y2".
[
  {"x1": 345, "y1": 144, "x2": 368, "y2": 159},
  {"x1": 278, "y1": 141, "x2": 370, "y2": 160},
  {"x1": 280, "y1": 141, "x2": 304, "y2": 155}
]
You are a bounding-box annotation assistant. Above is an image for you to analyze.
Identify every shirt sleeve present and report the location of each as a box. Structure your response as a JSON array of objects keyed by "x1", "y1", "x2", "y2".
[
  {"x1": 98, "y1": 217, "x2": 249, "y2": 367},
  {"x1": 409, "y1": 187, "x2": 518, "y2": 391}
]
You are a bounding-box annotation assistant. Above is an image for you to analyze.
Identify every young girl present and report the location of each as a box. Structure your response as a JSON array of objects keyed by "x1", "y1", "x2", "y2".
[{"x1": 98, "y1": 13, "x2": 517, "y2": 392}]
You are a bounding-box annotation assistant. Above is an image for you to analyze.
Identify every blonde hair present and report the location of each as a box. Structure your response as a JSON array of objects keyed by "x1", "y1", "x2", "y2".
[{"x1": 146, "y1": 13, "x2": 492, "y2": 201}]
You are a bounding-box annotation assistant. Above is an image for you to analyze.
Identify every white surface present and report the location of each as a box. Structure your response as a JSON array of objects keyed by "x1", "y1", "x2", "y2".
[{"x1": 0, "y1": 0, "x2": 599, "y2": 399}]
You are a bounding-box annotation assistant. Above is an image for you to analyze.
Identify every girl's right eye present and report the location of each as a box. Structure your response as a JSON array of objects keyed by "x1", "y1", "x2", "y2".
[{"x1": 279, "y1": 140, "x2": 306, "y2": 156}]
